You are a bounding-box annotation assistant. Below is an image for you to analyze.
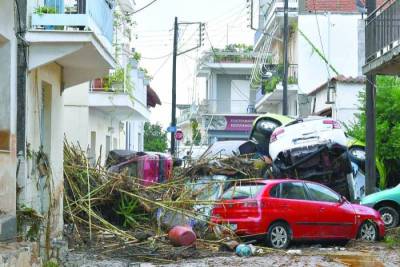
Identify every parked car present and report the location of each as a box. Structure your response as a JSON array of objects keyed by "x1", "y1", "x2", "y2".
[
  {"x1": 106, "y1": 150, "x2": 173, "y2": 186},
  {"x1": 268, "y1": 117, "x2": 354, "y2": 200},
  {"x1": 211, "y1": 179, "x2": 385, "y2": 249},
  {"x1": 361, "y1": 183, "x2": 400, "y2": 228}
]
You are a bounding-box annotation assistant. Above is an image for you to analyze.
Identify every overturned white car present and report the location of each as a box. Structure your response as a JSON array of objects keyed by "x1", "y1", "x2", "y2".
[{"x1": 269, "y1": 117, "x2": 356, "y2": 200}]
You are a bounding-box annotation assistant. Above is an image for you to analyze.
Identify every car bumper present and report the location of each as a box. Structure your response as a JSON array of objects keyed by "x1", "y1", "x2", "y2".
[{"x1": 377, "y1": 219, "x2": 386, "y2": 239}]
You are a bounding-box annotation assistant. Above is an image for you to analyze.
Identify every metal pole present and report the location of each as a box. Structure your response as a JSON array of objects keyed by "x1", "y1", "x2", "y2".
[
  {"x1": 282, "y1": 0, "x2": 289, "y2": 115},
  {"x1": 170, "y1": 17, "x2": 178, "y2": 155},
  {"x1": 365, "y1": 0, "x2": 376, "y2": 195}
]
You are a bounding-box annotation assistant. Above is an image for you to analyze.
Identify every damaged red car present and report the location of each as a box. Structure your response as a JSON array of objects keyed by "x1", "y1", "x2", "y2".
[{"x1": 211, "y1": 179, "x2": 385, "y2": 249}]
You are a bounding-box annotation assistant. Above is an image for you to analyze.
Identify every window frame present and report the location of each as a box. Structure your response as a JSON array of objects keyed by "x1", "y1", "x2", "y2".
[
  {"x1": 304, "y1": 182, "x2": 341, "y2": 203},
  {"x1": 269, "y1": 182, "x2": 311, "y2": 201}
]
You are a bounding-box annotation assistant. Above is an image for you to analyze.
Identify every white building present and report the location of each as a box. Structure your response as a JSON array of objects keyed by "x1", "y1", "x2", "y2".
[
  {"x1": 308, "y1": 75, "x2": 365, "y2": 126},
  {"x1": 64, "y1": 0, "x2": 160, "y2": 164},
  {"x1": 0, "y1": 0, "x2": 18, "y2": 242},
  {"x1": 188, "y1": 49, "x2": 258, "y2": 144},
  {"x1": 1, "y1": 0, "x2": 117, "y2": 245},
  {"x1": 252, "y1": 0, "x2": 365, "y2": 119}
]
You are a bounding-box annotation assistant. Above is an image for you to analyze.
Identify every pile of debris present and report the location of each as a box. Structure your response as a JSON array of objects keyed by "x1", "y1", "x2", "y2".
[{"x1": 63, "y1": 141, "x2": 264, "y2": 262}]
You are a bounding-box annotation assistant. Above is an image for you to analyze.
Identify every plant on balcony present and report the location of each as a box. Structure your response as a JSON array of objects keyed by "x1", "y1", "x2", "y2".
[
  {"x1": 133, "y1": 52, "x2": 142, "y2": 62},
  {"x1": 34, "y1": 6, "x2": 57, "y2": 15},
  {"x1": 263, "y1": 76, "x2": 281, "y2": 94},
  {"x1": 139, "y1": 67, "x2": 153, "y2": 80},
  {"x1": 212, "y1": 44, "x2": 254, "y2": 63}
]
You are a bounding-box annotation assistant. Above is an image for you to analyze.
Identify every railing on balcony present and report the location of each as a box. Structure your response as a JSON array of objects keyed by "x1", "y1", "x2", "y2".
[
  {"x1": 201, "y1": 99, "x2": 256, "y2": 114},
  {"x1": 255, "y1": 63, "x2": 298, "y2": 103},
  {"x1": 31, "y1": 0, "x2": 114, "y2": 44},
  {"x1": 200, "y1": 51, "x2": 257, "y2": 65},
  {"x1": 365, "y1": 0, "x2": 400, "y2": 63}
]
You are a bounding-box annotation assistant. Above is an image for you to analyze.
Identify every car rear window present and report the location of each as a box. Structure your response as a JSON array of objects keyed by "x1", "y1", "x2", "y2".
[{"x1": 221, "y1": 183, "x2": 265, "y2": 200}]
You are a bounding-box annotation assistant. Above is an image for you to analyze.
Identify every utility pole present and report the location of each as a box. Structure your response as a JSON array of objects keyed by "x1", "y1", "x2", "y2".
[
  {"x1": 365, "y1": 0, "x2": 376, "y2": 195},
  {"x1": 170, "y1": 17, "x2": 178, "y2": 155},
  {"x1": 170, "y1": 18, "x2": 204, "y2": 155},
  {"x1": 282, "y1": 0, "x2": 289, "y2": 115}
]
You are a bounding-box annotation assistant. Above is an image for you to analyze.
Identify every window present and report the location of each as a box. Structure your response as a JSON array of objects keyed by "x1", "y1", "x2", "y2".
[
  {"x1": 221, "y1": 183, "x2": 265, "y2": 200},
  {"x1": 0, "y1": 40, "x2": 11, "y2": 151},
  {"x1": 306, "y1": 183, "x2": 340, "y2": 203},
  {"x1": 280, "y1": 182, "x2": 308, "y2": 200},
  {"x1": 269, "y1": 184, "x2": 280, "y2": 198}
]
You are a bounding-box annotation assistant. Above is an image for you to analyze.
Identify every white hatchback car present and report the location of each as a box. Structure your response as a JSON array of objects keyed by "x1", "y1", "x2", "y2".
[{"x1": 269, "y1": 117, "x2": 354, "y2": 200}]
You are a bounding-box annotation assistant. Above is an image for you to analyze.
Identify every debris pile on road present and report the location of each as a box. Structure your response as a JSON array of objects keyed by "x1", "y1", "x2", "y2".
[{"x1": 63, "y1": 141, "x2": 264, "y2": 262}]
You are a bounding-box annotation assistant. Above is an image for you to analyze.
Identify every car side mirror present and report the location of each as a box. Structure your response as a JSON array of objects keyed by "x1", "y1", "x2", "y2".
[{"x1": 238, "y1": 140, "x2": 258, "y2": 155}]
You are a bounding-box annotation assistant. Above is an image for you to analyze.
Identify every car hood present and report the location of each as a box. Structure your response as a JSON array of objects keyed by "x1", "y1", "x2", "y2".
[
  {"x1": 361, "y1": 185, "x2": 400, "y2": 204},
  {"x1": 351, "y1": 203, "x2": 380, "y2": 217}
]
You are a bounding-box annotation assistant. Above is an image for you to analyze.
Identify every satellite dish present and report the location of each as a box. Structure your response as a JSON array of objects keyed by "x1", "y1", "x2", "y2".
[{"x1": 356, "y1": 0, "x2": 367, "y2": 14}]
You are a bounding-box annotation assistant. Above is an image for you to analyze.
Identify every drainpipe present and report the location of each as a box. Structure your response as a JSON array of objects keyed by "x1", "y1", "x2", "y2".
[{"x1": 16, "y1": 0, "x2": 28, "y2": 170}]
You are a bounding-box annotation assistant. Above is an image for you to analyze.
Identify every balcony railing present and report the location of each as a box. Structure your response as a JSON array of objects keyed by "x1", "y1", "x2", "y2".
[
  {"x1": 31, "y1": 0, "x2": 114, "y2": 44},
  {"x1": 202, "y1": 100, "x2": 256, "y2": 114},
  {"x1": 255, "y1": 63, "x2": 298, "y2": 103},
  {"x1": 200, "y1": 51, "x2": 257, "y2": 65},
  {"x1": 365, "y1": 0, "x2": 400, "y2": 63}
]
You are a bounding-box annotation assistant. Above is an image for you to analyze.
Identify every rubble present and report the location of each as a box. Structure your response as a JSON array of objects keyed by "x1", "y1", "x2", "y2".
[{"x1": 63, "y1": 141, "x2": 257, "y2": 263}]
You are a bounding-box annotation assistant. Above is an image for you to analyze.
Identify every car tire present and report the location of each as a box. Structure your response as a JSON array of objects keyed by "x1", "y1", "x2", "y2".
[
  {"x1": 378, "y1": 206, "x2": 399, "y2": 228},
  {"x1": 358, "y1": 220, "x2": 378, "y2": 241},
  {"x1": 267, "y1": 222, "x2": 291, "y2": 249}
]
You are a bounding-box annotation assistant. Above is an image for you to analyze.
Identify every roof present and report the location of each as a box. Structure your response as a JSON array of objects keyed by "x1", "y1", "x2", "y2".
[
  {"x1": 308, "y1": 75, "x2": 366, "y2": 96},
  {"x1": 147, "y1": 85, "x2": 161, "y2": 107}
]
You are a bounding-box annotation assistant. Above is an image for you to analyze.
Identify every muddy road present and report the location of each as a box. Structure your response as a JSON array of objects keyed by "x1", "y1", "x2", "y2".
[{"x1": 64, "y1": 240, "x2": 400, "y2": 267}]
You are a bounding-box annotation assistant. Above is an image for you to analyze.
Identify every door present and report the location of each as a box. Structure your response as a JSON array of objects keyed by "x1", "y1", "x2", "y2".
[
  {"x1": 231, "y1": 80, "x2": 250, "y2": 113},
  {"x1": 305, "y1": 182, "x2": 355, "y2": 238},
  {"x1": 271, "y1": 182, "x2": 321, "y2": 239}
]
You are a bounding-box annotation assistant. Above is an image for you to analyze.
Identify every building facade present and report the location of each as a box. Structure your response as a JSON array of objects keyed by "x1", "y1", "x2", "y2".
[
  {"x1": 252, "y1": 0, "x2": 367, "y2": 119},
  {"x1": 191, "y1": 50, "x2": 258, "y2": 144}
]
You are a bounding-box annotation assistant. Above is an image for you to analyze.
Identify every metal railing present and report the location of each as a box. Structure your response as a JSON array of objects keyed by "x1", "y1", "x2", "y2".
[
  {"x1": 31, "y1": 0, "x2": 114, "y2": 43},
  {"x1": 365, "y1": 0, "x2": 400, "y2": 63},
  {"x1": 200, "y1": 51, "x2": 257, "y2": 64},
  {"x1": 201, "y1": 99, "x2": 256, "y2": 114}
]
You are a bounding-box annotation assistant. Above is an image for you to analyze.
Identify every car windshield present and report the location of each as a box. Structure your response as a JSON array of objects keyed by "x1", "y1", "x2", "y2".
[
  {"x1": 192, "y1": 179, "x2": 223, "y2": 201},
  {"x1": 221, "y1": 183, "x2": 265, "y2": 200}
]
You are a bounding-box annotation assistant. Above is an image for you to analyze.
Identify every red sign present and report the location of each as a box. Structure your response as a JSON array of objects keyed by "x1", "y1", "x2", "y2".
[{"x1": 175, "y1": 130, "x2": 184, "y2": 141}]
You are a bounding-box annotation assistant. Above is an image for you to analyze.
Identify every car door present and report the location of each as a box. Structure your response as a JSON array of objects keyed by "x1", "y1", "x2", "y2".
[
  {"x1": 270, "y1": 182, "x2": 322, "y2": 239},
  {"x1": 305, "y1": 182, "x2": 356, "y2": 238}
]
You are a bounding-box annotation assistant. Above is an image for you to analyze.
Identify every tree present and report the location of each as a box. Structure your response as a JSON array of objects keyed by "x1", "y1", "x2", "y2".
[
  {"x1": 144, "y1": 122, "x2": 168, "y2": 152},
  {"x1": 346, "y1": 76, "x2": 400, "y2": 188},
  {"x1": 191, "y1": 119, "x2": 201, "y2": 146}
]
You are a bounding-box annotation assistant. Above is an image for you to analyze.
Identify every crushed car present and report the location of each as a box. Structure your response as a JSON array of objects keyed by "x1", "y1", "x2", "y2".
[{"x1": 106, "y1": 150, "x2": 173, "y2": 186}]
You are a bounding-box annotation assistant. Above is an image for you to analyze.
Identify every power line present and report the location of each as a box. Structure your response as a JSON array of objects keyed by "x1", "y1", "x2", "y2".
[{"x1": 132, "y1": 0, "x2": 161, "y2": 14}]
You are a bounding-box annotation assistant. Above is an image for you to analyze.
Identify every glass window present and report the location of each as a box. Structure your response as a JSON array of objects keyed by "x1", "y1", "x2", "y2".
[
  {"x1": 269, "y1": 184, "x2": 280, "y2": 198},
  {"x1": 221, "y1": 183, "x2": 265, "y2": 200},
  {"x1": 280, "y1": 182, "x2": 308, "y2": 200},
  {"x1": 306, "y1": 183, "x2": 340, "y2": 203}
]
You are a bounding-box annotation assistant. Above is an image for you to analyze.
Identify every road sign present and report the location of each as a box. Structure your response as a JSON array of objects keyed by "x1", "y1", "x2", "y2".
[
  {"x1": 175, "y1": 130, "x2": 184, "y2": 141},
  {"x1": 167, "y1": 126, "x2": 177, "y2": 133}
]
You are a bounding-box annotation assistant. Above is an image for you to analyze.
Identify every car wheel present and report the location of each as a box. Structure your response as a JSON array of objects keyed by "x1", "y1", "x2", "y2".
[
  {"x1": 378, "y1": 206, "x2": 399, "y2": 228},
  {"x1": 358, "y1": 220, "x2": 378, "y2": 241},
  {"x1": 267, "y1": 222, "x2": 291, "y2": 249}
]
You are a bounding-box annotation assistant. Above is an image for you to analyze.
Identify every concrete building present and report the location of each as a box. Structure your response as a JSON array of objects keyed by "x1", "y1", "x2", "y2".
[
  {"x1": 308, "y1": 75, "x2": 365, "y2": 126},
  {"x1": 193, "y1": 50, "x2": 258, "y2": 144},
  {"x1": 64, "y1": 0, "x2": 160, "y2": 164},
  {"x1": 252, "y1": 0, "x2": 367, "y2": 119},
  {"x1": 1, "y1": 0, "x2": 116, "y2": 245},
  {"x1": 0, "y1": 0, "x2": 18, "y2": 242}
]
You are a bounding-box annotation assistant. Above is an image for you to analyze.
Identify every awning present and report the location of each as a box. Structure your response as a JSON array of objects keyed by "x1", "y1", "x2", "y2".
[{"x1": 147, "y1": 85, "x2": 161, "y2": 108}]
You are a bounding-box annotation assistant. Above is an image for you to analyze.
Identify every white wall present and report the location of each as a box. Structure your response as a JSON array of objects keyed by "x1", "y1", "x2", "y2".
[
  {"x1": 298, "y1": 14, "x2": 361, "y2": 94},
  {"x1": 63, "y1": 82, "x2": 90, "y2": 149},
  {"x1": 22, "y1": 63, "x2": 65, "y2": 238},
  {"x1": 335, "y1": 82, "x2": 363, "y2": 126},
  {"x1": 0, "y1": 0, "x2": 18, "y2": 241}
]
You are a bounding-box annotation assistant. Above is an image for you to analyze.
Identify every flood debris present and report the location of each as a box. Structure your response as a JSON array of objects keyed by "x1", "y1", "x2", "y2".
[{"x1": 63, "y1": 140, "x2": 258, "y2": 262}]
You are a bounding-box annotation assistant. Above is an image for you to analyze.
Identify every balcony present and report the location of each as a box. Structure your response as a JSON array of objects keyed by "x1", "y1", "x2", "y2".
[
  {"x1": 89, "y1": 78, "x2": 151, "y2": 121},
  {"x1": 255, "y1": 0, "x2": 298, "y2": 50},
  {"x1": 26, "y1": 0, "x2": 115, "y2": 87},
  {"x1": 363, "y1": 0, "x2": 400, "y2": 75},
  {"x1": 201, "y1": 99, "x2": 256, "y2": 115},
  {"x1": 197, "y1": 51, "x2": 255, "y2": 76}
]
